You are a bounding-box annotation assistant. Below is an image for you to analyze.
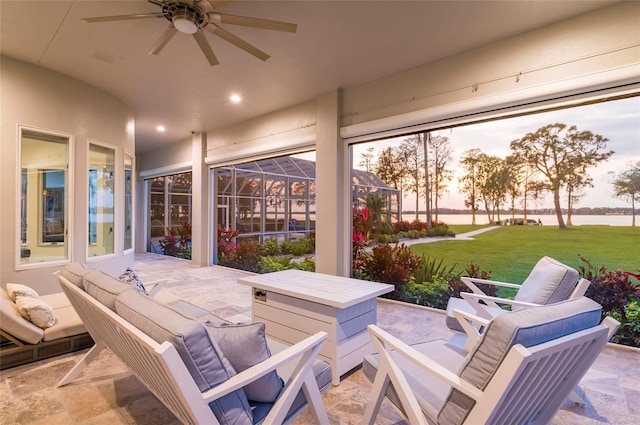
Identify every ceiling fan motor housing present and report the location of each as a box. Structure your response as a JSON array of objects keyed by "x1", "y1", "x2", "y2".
[{"x1": 163, "y1": 3, "x2": 207, "y2": 34}]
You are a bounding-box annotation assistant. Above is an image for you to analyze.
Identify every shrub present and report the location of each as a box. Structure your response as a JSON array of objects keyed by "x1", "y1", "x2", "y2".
[
  {"x1": 281, "y1": 237, "x2": 314, "y2": 256},
  {"x1": 295, "y1": 257, "x2": 316, "y2": 272},
  {"x1": 413, "y1": 255, "x2": 457, "y2": 285},
  {"x1": 611, "y1": 301, "x2": 640, "y2": 347},
  {"x1": 578, "y1": 255, "x2": 640, "y2": 321},
  {"x1": 448, "y1": 263, "x2": 495, "y2": 298},
  {"x1": 217, "y1": 227, "x2": 239, "y2": 259},
  {"x1": 393, "y1": 221, "x2": 412, "y2": 233},
  {"x1": 261, "y1": 238, "x2": 281, "y2": 256},
  {"x1": 428, "y1": 225, "x2": 455, "y2": 237},
  {"x1": 377, "y1": 234, "x2": 390, "y2": 244},
  {"x1": 357, "y1": 243, "x2": 422, "y2": 299},
  {"x1": 160, "y1": 221, "x2": 192, "y2": 259},
  {"x1": 258, "y1": 256, "x2": 295, "y2": 273},
  {"x1": 220, "y1": 238, "x2": 262, "y2": 273},
  {"x1": 401, "y1": 277, "x2": 453, "y2": 310}
]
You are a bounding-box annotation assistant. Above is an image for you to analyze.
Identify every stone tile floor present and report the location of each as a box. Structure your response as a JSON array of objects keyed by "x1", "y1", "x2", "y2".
[{"x1": 1, "y1": 253, "x2": 639, "y2": 424}]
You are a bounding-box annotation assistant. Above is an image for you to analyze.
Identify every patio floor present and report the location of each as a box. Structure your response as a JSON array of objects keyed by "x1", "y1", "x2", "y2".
[{"x1": 1, "y1": 253, "x2": 638, "y2": 424}]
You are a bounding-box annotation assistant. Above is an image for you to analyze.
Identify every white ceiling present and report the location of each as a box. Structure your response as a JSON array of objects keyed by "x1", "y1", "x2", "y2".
[{"x1": 0, "y1": 0, "x2": 618, "y2": 153}]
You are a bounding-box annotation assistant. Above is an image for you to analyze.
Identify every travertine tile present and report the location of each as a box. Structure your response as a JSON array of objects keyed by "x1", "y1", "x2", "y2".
[{"x1": 1, "y1": 252, "x2": 638, "y2": 425}]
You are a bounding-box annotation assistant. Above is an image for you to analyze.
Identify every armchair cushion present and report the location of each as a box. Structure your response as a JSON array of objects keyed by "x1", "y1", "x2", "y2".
[
  {"x1": 514, "y1": 256, "x2": 579, "y2": 307},
  {"x1": 207, "y1": 321, "x2": 283, "y2": 403},
  {"x1": 439, "y1": 297, "x2": 602, "y2": 424},
  {"x1": 115, "y1": 290, "x2": 253, "y2": 425}
]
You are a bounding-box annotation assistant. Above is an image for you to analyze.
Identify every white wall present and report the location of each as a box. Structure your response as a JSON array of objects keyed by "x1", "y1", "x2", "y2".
[{"x1": 1, "y1": 57, "x2": 135, "y2": 294}]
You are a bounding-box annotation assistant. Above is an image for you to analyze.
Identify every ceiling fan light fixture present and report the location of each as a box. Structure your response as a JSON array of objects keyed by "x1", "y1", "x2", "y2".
[{"x1": 173, "y1": 10, "x2": 198, "y2": 34}]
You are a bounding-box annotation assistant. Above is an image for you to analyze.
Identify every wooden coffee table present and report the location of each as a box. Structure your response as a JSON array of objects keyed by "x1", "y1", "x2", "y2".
[{"x1": 238, "y1": 269, "x2": 394, "y2": 385}]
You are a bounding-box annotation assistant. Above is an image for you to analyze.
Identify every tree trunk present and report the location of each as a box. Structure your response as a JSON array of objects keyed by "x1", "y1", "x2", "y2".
[
  {"x1": 566, "y1": 188, "x2": 573, "y2": 226},
  {"x1": 553, "y1": 188, "x2": 566, "y2": 228}
]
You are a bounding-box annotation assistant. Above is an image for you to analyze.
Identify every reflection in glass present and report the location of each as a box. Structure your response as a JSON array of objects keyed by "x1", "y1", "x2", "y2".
[
  {"x1": 88, "y1": 143, "x2": 115, "y2": 257},
  {"x1": 19, "y1": 129, "x2": 69, "y2": 265},
  {"x1": 146, "y1": 172, "x2": 192, "y2": 254},
  {"x1": 124, "y1": 154, "x2": 133, "y2": 251}
]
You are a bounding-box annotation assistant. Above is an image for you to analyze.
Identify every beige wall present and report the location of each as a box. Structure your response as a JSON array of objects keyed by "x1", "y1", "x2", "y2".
[{"x1": 1, "y1": 57, "x2": 135, "y2": 294}]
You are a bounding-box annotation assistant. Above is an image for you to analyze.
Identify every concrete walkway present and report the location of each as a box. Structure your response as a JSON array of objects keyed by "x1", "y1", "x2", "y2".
[{"x1": 400, "y1": 225, "x2": 501, "y2": 246}]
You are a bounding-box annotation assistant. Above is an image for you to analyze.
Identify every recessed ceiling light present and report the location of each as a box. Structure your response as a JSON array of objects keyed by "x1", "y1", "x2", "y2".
[
  {"x1": 157, "y1": 126, "x2": 166, "y2": 132},
  {"x1": 230, "y1": 94, "x2": 241, "y2": 103}
]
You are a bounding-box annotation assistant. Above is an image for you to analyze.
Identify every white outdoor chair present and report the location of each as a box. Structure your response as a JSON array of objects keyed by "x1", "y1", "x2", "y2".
[
  {"x1": 446, "y1": 256, "x2": 589, "y2": 336},
  {"x1": 362, "y1": 297, "x2": 618, "y2": 425}
]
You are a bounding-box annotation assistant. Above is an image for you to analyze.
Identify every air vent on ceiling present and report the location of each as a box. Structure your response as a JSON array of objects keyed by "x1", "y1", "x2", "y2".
[{"x1": 88, "y1": 49, "x2": 122, "y2": 64}]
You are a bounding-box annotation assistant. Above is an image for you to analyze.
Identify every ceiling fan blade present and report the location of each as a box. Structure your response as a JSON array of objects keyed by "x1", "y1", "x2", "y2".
[
  {"x1": 208, "y1": 1, "x2": 236, "y2": 10},
  {"x1": 193, "y1": 31, "x2": 220, "y2": 66},
  {"x1": 215, "y1": 13, "x2": 297, "y2": 33},
  {"x1": 83, "y1": 12, "x2": 163, "y2": 23},
  {"x1": 149, "y1": 26, "x2": 178, "y2": 56},
  {"x1": 205, "y1": 24, "x2": 270, "y2": 61}
]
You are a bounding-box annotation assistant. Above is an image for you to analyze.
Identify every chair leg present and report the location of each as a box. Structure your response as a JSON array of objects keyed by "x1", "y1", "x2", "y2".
[
  {"x1": 57, "y1": 341, "x2": 105, "y2": 387},
  {"x1": 362, "y1": 370, "x2": 391, "y2": 425},
  {"x1": 301, "y1": 373, "x2": 330, "y2": 424}
]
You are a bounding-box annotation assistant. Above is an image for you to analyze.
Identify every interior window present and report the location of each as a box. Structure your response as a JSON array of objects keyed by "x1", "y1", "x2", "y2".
[
  {"x1": 19, "y1": 129, "x2": 69, "y2": 265},
  {"x1": 124, "y1": 153, "x2": 133, "y2": 252},
  {"x1": 88, "y1": 143, "x2": 115, "y2": 258}
]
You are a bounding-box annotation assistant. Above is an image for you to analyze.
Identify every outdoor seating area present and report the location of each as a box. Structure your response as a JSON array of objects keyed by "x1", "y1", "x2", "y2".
[{"x1": 1, "y1": 253, "x2": 638, "y2": 425}]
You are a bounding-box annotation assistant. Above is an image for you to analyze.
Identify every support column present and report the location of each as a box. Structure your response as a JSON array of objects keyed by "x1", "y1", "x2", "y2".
[
  {"x1": 315, "y1": 89, "x2": 349, "y2": 276},
  {"x1": 191, "y1": 132, "x2": 209, "y2": 267}
]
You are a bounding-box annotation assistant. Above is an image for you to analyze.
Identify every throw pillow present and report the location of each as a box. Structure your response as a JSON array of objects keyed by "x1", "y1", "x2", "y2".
[
  {"x1": 6, "y1": 283, "x2": 39, "y2": 301},
  {"x1": 118, "y1": 268, "x2": 148, "y2": 295},
  {"x1": 206, "y1": 321, "x2": 284, "y2": 403},
  {"x1": 15, "y1": 296, "x2": 57, "y2": 329}
]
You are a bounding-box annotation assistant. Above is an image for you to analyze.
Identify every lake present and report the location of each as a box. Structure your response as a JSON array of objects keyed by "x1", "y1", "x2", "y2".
[{"x1": 401, "y1": 213, "x2": 635, "y2": 227}]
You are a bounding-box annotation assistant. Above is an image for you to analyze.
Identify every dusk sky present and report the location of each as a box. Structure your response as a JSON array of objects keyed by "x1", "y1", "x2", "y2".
[{"x1": 351, "y1": 95, "x2": 640, "y2": 210}]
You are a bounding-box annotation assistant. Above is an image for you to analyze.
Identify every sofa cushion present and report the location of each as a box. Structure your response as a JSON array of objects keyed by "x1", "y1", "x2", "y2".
[
  {"x1": 115, "y1": 290, "x2": 253, "y2": 425},
  {"x1": 15, "y1": 296, "x2": 57, "y2": 329},
  {"x1": 207, "y1": 321, "x2": 283, "y2": 403},
  {"x1": 83, "y1": 270, "x2": 134, "y2": 311},
  {"x1": 62, "y1": 263, "x2": 92, "y2": 289},
  {"x1": 0, "y1": 288, "x2": 43, "y2": 344},
  {"x1": 514, "y1": 256, "x2": 579, "y2": 307},
  {"x1": 6, "y1": 283, "x2": 39, "y2": 301},
  {"x1": 438, "y1": 297, "x2": 602, "y2": 425}
]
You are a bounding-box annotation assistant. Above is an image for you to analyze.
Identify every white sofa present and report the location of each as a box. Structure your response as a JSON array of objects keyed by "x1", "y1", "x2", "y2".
[{"x1": 55, "y1": 264, "x2": 333, "y2": 425}]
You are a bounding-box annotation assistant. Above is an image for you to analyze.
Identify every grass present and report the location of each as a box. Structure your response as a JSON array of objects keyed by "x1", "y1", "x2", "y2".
[{"x1": 410, "y1": 225, "x2": 640, "y2": 284}]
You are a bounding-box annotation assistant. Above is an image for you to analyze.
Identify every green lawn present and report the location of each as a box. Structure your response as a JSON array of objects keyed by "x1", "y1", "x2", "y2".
[{"x1": 410, "y1": 225, "x2": 640, "y2": 283}]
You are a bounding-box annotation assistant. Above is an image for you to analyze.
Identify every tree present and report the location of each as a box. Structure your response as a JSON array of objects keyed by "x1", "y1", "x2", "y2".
[
  {"x1": 358, "y1": 146, "x2": 376, "y2": 172},
  {"x1": 510, "y1": 123, "x2": 613, "y2": 228},
  {"x1": 427, "y1": 135, "x2": 453, "y2": 223},
  {"x1": 504, "y1": 155, "x2": 525, "y2": 222},
  {"x1": 398, "y1": 135, "x2": 425, "y2": 222},
  {"x1": 476, "y1": 153, "x2": 505, "y2": 223},
  {"x1": 565, "y1": 171, "x2": 593, "y2": 225},
  {"x1": 374, "y1": 147, "x2": 405, "y2": 190},
  {"x1": 459, "y1": 148, "x2": 482, "y2": 225},
  {"x1": 611, "y1": 161, "x2": 640, "y2": 227}
]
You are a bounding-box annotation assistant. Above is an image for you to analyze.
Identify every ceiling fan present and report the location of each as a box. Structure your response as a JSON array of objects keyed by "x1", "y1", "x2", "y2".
[{"x1": 83, "y1": 0, "x2": 297, "y2": 66}]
